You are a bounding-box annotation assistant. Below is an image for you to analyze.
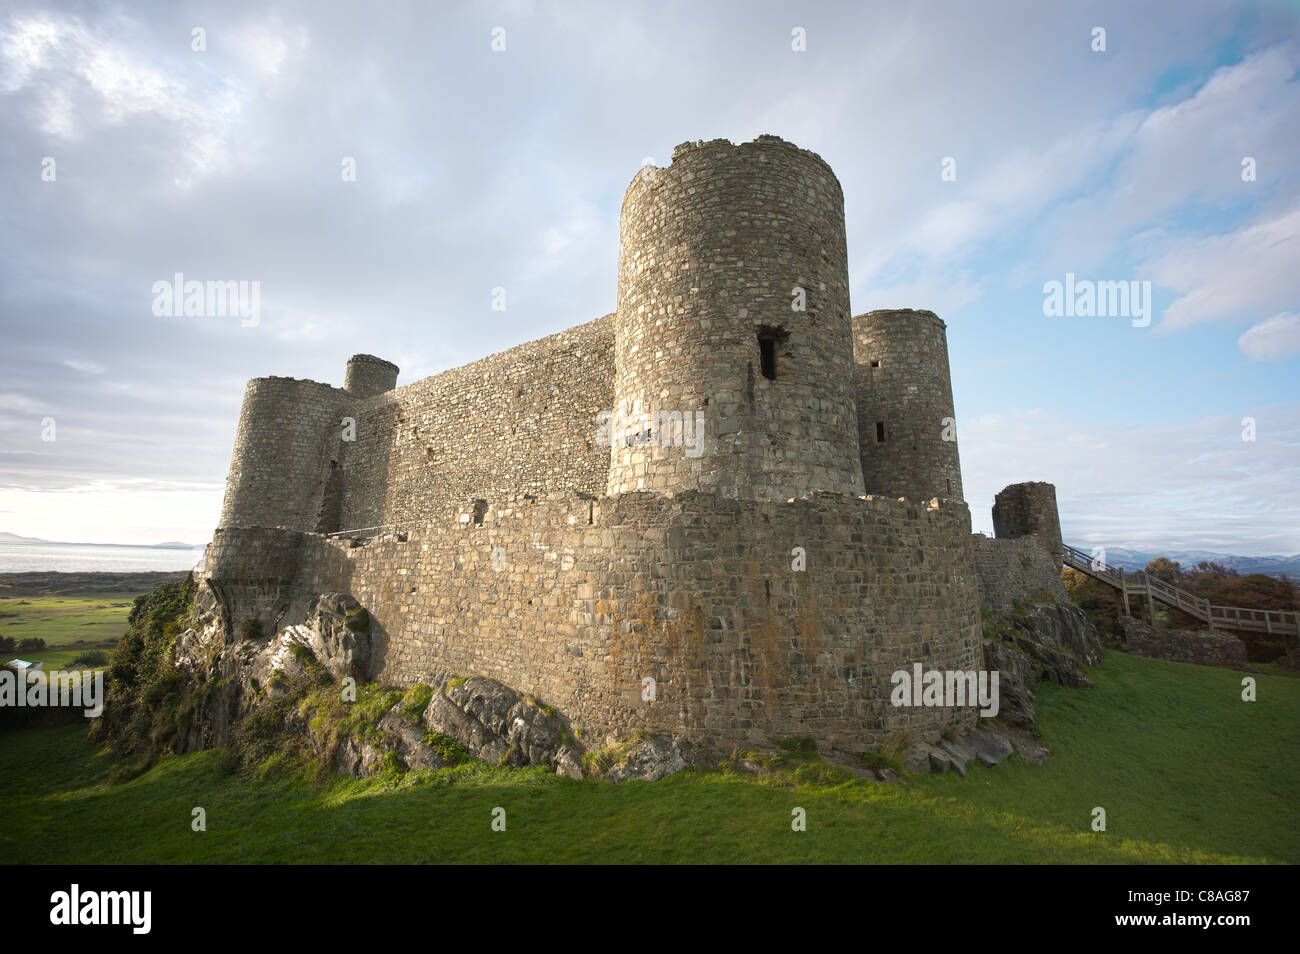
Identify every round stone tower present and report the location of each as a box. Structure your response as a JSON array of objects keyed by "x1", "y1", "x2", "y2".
[
  {"x1": 608, "y1": 136, "x2": 865, "y2": 500},
  {"x1": 993, "y1": 481, "x2": 1063, "y2": 565},
  {"x1": 218, "y1": 377, "x2": 347, "y2": 531},
  {"x1": 853, "y1": 309, "x2": 963, "y2": 501},
  {"x1": 344, "y1": 354, "x2": 399, "y2": 398}
]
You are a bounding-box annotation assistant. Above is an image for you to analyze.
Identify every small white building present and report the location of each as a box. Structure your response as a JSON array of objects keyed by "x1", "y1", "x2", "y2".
[{"x1": 6, "y1": 658, "x2": 42, "y2": 672}]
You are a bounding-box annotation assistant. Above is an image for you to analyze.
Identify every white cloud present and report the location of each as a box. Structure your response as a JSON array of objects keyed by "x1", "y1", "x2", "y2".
[
  {"x1": 0, "y1": 392, "x2": 49, "y2": 413},
  {"x1": 0, "y1": 483, "x2": 221, "y2": 546},
  {"x1": 232, "y1": 19, "x2": 309, "y2": 78},
  {"x1": 61, "y1": 358, "x2": 105, "y2": 374},
  {"x1": 0, "y1": 12, "x2": 244, "y2": 175},
  {"x1": 1239, "y1": 312, "x2": 1300, "y2": 360},
  {"x1": 1034, "y1": 45, "x2": 1300, "y2": 276},
  {"x1": 1151, "y1": 202, "x2": 1300, "y2": 333}
]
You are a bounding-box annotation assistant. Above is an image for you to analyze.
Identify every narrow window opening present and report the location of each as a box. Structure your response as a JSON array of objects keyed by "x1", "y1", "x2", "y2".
[
  {"x1": 759, "y1": 337, "x2": 777, "y2": 380},
  {"x1": 870, "y1": 359, "x2": 880, "y2": 368},
  {"x1": 946, "y1": 478, "x2": 952, "y2": 495},
  {"x1": 472, "y1": 499, "x2": 488, "y2": 526},
  {"x1": 756, "y1": 326, "x2": 787, "y2": 381},
  {"x1": 875, "y1": 422, "x2": 886, "y2": 443}
]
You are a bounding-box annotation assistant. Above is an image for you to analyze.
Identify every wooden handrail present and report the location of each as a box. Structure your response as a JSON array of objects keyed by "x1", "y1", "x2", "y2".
[{"x1": 1061, "y1": 542, "x2": 1298, "y2": 636}]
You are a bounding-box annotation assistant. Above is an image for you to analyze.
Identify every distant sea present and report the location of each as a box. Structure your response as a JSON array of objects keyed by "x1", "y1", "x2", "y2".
[{"x1": 0, "y1": 542, "x2": 205, "y2": 573}]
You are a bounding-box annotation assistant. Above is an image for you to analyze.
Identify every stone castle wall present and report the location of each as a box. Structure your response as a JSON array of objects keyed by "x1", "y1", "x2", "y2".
[
  {"x1": 972, "y1": 534, "x2": 1069, "y2": 612},
  {"x1": 1116, "y1": 618, "x2": 1248, "y2": 667},
  {"x1": 211, "y1": 493, "x2": 982, "y2": 753},
  {"x1": 337, "y1": 315, "x2": 614, "y2": 531},
  {"x1": 853, "y1": 309, "x2": 963, "y2": 501},
  {"x1": 610, "y1": 136, "x2": 865, "y2": 501},
  {"x1": 204, "y1": 526, "x2": 308, "y2": 634}
]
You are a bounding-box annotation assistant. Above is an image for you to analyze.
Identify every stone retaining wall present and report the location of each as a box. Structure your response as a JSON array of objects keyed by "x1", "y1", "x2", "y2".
[{"x1": 1116, "y1": 617, "x2": 1248, "y2": 667}]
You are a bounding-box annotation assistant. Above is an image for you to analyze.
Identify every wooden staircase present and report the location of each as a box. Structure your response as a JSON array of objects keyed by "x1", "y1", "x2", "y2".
[{"x1": 1061, "y1": 543, "x2": 1299, "y2": 637}]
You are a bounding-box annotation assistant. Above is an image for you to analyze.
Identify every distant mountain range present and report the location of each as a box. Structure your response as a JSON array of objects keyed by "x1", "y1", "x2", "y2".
[
  {"x1": 1086, "y1": 547, "x2": 1300, "y2": 579},
  {"x1": 0, "y1": 531, "x2": 201, "y2": 550}
]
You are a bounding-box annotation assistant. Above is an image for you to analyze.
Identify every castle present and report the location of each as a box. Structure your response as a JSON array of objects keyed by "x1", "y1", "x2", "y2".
[{"x1": 204, "y1": 136, "x2": 1065, "y2": 757}]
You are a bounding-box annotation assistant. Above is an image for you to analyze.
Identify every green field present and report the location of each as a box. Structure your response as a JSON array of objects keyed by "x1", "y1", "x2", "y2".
[
  {"x1": 2, "y1": 648, "x2": 1295, "y2": 864},
  {"x1": 0, "y1": 595, "x2": 134, "y2": 669}
]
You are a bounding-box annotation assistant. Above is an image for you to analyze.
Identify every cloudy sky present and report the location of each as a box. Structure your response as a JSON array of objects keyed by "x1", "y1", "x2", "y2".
[{"x1": 1, "y1": 0, "x2": 1297, "y2": 554}]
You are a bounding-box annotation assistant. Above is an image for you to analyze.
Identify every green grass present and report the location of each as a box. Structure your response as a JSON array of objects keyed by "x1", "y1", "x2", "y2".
[
  {"x1": 0, "y1": 594, "x2": 134, "y2": 667},
  {"x1": 1, "y1": 648, "x2": 1295, "y2": 864}
]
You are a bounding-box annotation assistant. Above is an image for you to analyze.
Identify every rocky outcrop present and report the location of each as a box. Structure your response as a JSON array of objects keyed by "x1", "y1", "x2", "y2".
[
  {"x1": 901, "y1": 725, "x2": 1018, "y2": 776},
  {"x1": 982, "y1": 639, "x2": 1043, "y2": 734},
  {"x1": 601, "y1": 735, "x2": 706, "y2": 783},
  {"x1": 981, "y1": 599, "x2": 1103, "y2": 738},
  {"x1": 289, "y1": 594, "x2": 372, "y2": 680},
  {"x1": 423, "y1": 676, "x2": 585, "y2": 780},
  {"x1": 166, "y1": 590, "x2": 373, "y2": 752}
]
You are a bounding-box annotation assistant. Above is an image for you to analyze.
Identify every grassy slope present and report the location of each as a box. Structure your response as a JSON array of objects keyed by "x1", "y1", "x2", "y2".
[{"x1": 1, "y1": 649, "x2": 1295, "y2": 864}]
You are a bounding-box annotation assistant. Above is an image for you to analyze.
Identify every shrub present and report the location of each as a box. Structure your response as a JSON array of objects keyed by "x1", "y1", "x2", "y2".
[
  {"x1": 71, "y1": 649, "x2": 110, "y2": 668},
  {"x1": 94, "y1": 573, "x2": 199, "y2": 773},
  {"x1": 422, "y1": 731, "x2": 470, "y2": 766}
]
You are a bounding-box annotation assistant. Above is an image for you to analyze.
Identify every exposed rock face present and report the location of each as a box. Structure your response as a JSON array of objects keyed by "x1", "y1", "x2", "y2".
[
  {"x1": 603, "y1": 735, "x2": 704, "y2": 783},
  {"x1": 983, "y1": 639, "x2": 1043, "y2": 735},
  {"x1": 317, "y1": 675, "x2": 704, "y2": 783},
  {"x1": 1004, "y1": 602, "x2": 1101, "y2": 684},
  {"x1": 1115, "y1": 617, "x2": 1248, "y2": 667},
  {"x1": 293, "y1": 594, "x2": 372, "y2": 680},
  {"x1": 423, "y1": 676, "x2": 584, "y2": 779},
  {"x1": 902, "y1": 726, "x2": 1017, "y2": 776},
  {"x1": 981, "y1": 600, "x2": 1103, "y2": 738},
  {"x1": 169, "y1": 590, "x2": 374, "y2": 753},
  {"x1": 375, "y1": 711, "x2": 448, "y2": 771}
]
